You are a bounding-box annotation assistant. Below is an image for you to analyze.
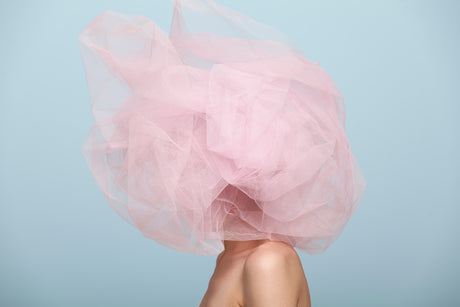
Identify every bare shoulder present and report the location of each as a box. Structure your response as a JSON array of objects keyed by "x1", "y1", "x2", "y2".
[
  {"x1": 244, "y1": 241, "x2": 301, "y2": 268},
  {"x1": 242, "y1": 241, "x2": 305, "y2": 306}
]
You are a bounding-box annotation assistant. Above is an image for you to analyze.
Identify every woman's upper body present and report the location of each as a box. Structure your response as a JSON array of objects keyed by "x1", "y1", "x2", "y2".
[{"x1": 199, "y1": 239, "x2": 311, "y2": 307}]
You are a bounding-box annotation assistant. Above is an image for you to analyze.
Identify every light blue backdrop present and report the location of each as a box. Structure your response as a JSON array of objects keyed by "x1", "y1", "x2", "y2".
[{"x1": 1, "y1": 0, "x2": 458, "y2": 306}]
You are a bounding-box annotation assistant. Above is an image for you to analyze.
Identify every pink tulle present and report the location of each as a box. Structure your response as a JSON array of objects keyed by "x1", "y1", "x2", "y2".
[{"x1": 78, "y1": 0, "x2": 366, "y2": 255}]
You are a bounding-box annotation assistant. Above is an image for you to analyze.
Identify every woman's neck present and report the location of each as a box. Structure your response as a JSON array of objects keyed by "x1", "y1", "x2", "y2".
[{"x1": 223, "y1": 239, "x2": 271, "y2": 256}]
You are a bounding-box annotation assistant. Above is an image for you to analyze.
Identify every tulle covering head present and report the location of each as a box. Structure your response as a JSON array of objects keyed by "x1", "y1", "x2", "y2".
[{"x1": 78, "y1": 0, "x2": 367, "y2": 255}]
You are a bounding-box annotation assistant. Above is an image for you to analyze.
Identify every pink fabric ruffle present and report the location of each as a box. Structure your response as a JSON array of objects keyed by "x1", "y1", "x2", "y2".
[{"x1": 78, "y1": 0, "x2": 366, "y2": 255}]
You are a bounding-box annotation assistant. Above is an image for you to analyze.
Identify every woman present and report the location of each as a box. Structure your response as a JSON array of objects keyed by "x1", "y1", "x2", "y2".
[
  {"x1": 78, "y1": 1, "x2": 366, "y2": 306},
  {"x1": 200, "y1": 239, "x2": 311, "y2": 307}
]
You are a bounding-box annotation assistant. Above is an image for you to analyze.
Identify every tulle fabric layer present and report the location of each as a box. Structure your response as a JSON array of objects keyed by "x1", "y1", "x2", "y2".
[{"x1": 78, "y1": 0, "x2": 366, "y2": 255}]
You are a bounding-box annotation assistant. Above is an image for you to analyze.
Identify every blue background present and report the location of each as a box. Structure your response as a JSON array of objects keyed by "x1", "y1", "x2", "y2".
[{"x1": 1, "y1": 0, "x2": 459, "y2": 306}]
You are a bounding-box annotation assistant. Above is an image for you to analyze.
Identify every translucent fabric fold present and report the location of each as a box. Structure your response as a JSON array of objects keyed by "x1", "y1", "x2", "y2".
[{"x1": 78, "y1": 0, "x2": 366, "y2": 255}]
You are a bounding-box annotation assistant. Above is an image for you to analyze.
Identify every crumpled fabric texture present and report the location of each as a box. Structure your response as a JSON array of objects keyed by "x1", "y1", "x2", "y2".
[{"x1": 78, "y1": 0, "x2": 367, "y2": 255}]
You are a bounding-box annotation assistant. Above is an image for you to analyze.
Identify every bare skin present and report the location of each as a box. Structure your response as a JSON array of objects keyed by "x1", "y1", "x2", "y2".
[{"x1": 199, "y1": 239, "x2": 311, "y2": 307}]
